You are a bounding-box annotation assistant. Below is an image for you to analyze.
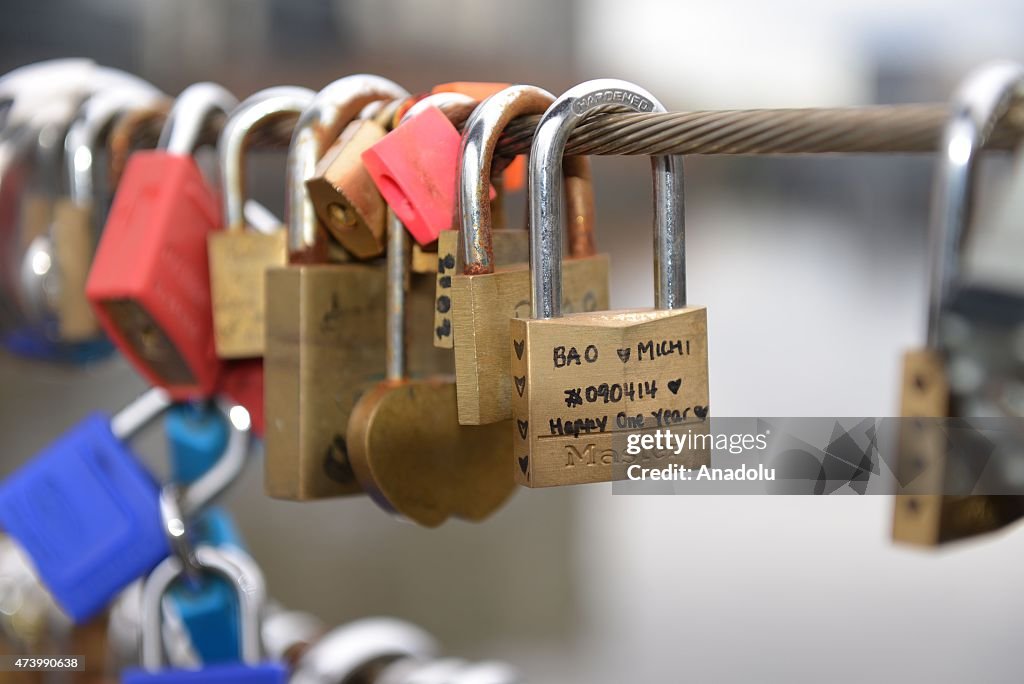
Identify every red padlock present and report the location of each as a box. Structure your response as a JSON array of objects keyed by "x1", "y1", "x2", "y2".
[
  {"x1": 86, "y1": 83, "x2": 237, "y2": 400},
  {"x1": 362, "y1": 90, "x2": 509, "y2": 247}
]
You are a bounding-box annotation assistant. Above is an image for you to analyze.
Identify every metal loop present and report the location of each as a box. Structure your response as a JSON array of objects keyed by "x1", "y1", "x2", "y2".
[
  {"x1": 219, "y1": 86, "x2": 315, "y2": 233},
  {"x1": 528, "y1": 79, "x2": 684, "y2": 319},
  {"x1": 459, "y1": 85, "x2": 596, "y2": 276},
  {"x1": 178, "y1": 399, "x2": 252, "y2": 516},
  {"x1": 65, "y1": 81, "x2": 166, "y2": 206},
  {"x1": 139, "y1": 544, "x2": 267, "y2": 670},
  {"x1": 157, "y1": 82, "x2": 237, "y2": 156},
  {"x1": 110, "y1": 387, "x2": 173, "y2": 440},
  {"x1": 287, "y1": 75, "x2": 409, "y2": 260},
  {"x1": 400, "y1": 92, "x2": 476, "y2": 125},
  {"x1": 927, "y1": 59, "x2": 1024, "y2": 347}
]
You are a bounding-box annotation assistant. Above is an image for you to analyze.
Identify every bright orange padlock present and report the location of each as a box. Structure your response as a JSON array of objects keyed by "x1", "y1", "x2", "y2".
[{"x1": 86, "y1": 83, "x2": 236, "y2": 400}]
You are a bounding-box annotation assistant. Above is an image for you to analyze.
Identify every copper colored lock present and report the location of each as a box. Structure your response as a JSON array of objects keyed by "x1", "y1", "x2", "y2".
[
  {"x1": 347, "y1": 211, "x2": 514, "y2": 527},
  {"x1": 305, "y1": 116, "x2": 389, "y2": 260}
]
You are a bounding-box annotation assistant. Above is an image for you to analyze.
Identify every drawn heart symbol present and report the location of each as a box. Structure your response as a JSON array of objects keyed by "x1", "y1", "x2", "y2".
[
  {"x1": 513, "y1": 339, "x2": 525, "y2": 360},
  {"x1": 667, "y1": 378, "x2": 682, "y2": 395},
  {"x1": 518, "y1": 455, "x2": 529, "y2": 475},
  {"x1": 616, "y1": 347, "x2": 631, "y2": 363},
  {"x1": 694, "y1": 405, "x2": 709, "y2": 419},
  {"x1": 514, "y1": 375, "x2": 526, "y2": 397},
  {"x1": 517, "y1": 420, "x2": 529, "y2": 439}
]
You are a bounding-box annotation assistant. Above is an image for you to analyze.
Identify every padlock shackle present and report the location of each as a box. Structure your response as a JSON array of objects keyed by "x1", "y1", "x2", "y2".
[
  {"x1": 293, "y1": 618, "x2": 437, "y2": 683},
  {"x1": 157, "y1": 82, "x2": 237, "y2": 156},
  {"x1": 287, "y1": 75, "x2": 409, "y2": 261},
  {"x1": 65, "y1": 83, "x2": 167, "y2": 207},
  {"x1": 400, "y1": 92, "x2": 476, "y2": 126},
  {"x1": 219, "y1": 86, "x2": 315, "y2": 233},
  {"x1": 179, "y1": 398, "x2": 251, "y2": 516},
  {"x1": 385, "y1": 209, "x2": 409, "y2": 382},
  {"x1": 107, "y1": 104, "x2": 170, "y2": 186},
  {"x1": 110, "y1": 387, "x2": 172, "y2": 441},
  {"x1": 140, "y1": 544, "x2": 266, "y2": 670},
  {"x1": 926, "y1": 60, "x2": 1024, "y2": 348},
  {"x1": 528, "y1": 79, "x2": 684, "y2": 319},
  {"x1": 459, "y1": 85, "x2": 597, "y2": 276}
]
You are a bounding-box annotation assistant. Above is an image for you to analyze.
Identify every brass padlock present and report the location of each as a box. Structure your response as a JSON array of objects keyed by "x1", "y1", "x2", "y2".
[
  {"x1": 263, "y1": 74, "x2": 410, "y2": 501},
  {"x1": 893, "y1": 61, "x2": 1024, "y2": 547},
  {"x1": 304, "y1": 112, "x2": 389, "y2": 260},
  {"x1": 348, "y1": 211, "x2": 514, "y2": 527},
  {"x1": 54, "y1": 83, "x2": 167, "y2": 342},
  {"x1": 208, "y1": 86, "x2": 313, "y2": 359},
  {"x1": 447, "y1": 85, "x2": 610, "y2": 426},
  {"x1": 510, "y1": 79, "x2": 709, "y2": 488}
]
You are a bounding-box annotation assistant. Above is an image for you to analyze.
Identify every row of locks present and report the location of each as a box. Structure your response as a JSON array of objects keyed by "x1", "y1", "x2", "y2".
[{"x1": 0, "y1": 56, "x2": 1022, "y2": 680}]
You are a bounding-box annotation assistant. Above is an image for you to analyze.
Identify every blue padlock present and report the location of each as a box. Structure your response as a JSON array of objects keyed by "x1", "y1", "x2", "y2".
[
  {"x1": 166, "y1": 401, "x2": 244, "y2": 665},
  {"x1": 122, "y1": 544, "x2": 287, "y2": 683},
  {"x1": 0, "y1": 391, "x2": 252, "y2": 624},
  {"x1": 0, "y1": 388, "x2": 172, "y2": 622},
  {"x1": 165, "y1": 403, "x2": 229, "y2": 485}
]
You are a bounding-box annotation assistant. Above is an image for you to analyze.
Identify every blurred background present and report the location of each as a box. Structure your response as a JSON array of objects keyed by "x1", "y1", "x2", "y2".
[{"x1": 2, "y1": 0, "x2": 1024, "y2": 681}]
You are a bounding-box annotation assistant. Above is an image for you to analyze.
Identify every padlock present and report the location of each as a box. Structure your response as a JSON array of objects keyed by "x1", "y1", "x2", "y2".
[
  {"x1": 2, "y1": 67, "x2": 169, "y2": 363},
  {"x1": 164, "y1": 402, "x2": 244, "y2": 666},
  {"x1": 447, "y1": 85, "x2": 610, "y2": 426},
  {"x1": 361, "y1": 96, "x2": 483, "y2": 247},
  {"x1": 208, "y1": 86, "x2": 313, "y2": 359},
  {"x1": 510, "y1": 79, "x2": 708, "y2": 487},
  {"x1": 54, "y1": 82, "x2": 167, "y2": 343},
  {"x1": 0, "y1": 390, "x2": 252, "y2": 623},
  {"x1": 264, "y1": 74, "x2": 414, "y2": 501},
  {"x1": 304, "y1": 105, "x2": 392, "y2": 260},
  {"x1": 86, "y1": 83, "x2": 237, "y2": 399},
  {"x1": 0, "y1": 388, "x2": 173, "y2": 622},
  {"x1": 121, "y1": 545, "x2": 287, "y2": 683},
  {"x1": 893, "y1": 61, "x2": 1024, "y2": 547},
  {"x1": 347, "y1": 211, "x2": 514, "y2": 527}
]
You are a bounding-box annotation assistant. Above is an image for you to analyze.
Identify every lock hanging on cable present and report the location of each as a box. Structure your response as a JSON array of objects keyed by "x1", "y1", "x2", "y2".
[
  {"x1": 208, "y1": 86, "x2": 313, "y2": 360},
  {"x1": 445, "y1": 84, "x2": 610, "y2": 426},
  {"x1": 510, "y1": 79, "x2": 710, "y2": 488},
  {"x1": 347, "y1": 211, "x2": 515, "y2": 527},
  {"x1": 893, "y1": 60, "x2": 1024, "y2": 547},
  {"x1": 86, "y1": 82, "x2": 237, "y2": 399}
]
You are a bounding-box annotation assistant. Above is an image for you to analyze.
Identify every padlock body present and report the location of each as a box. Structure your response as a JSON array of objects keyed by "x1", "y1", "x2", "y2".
[
  {"x1": 208, "y1": 230, "x2": 286, "y2": 358},
  {"x1": 52, "y1": 199, "x2": 101, "y2": 342},
  {"x1": 347, "y1": 378, "x2": 513, "y2": 527},
  {"x1": 86, "y1": 151, "x2": 222, "y2": 399},
  {"x1": 121, "y1": 662, "x2": 287, "y2": 683},
  {"x1": 432, "y1": 228, "x2": 531, "y2": 350},
  {"x1": 453, "y1": 255, "x2": 610, "y2": 425},
  {"x1": 0, "y1": 414, "x2": 169, "y2": 622},
  {"x1": 361, "y1": 107, "x2": 461, "y2": 246},
  {"x1": 307, "y1": 120, "x2": 389, "y2": 260},
  {"x1": 168, "y1": 507, "x2": 244, "y2": 665},
  {"x1": 264, "y1": 265, "x2": 449, "y2": 500},
  {"x1": 510, "y1": 307, "x2": 709, "y2": 487}
]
